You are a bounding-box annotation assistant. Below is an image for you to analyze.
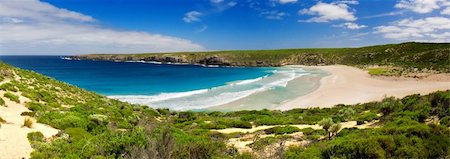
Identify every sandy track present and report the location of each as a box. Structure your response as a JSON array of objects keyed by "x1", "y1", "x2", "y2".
[{"x1": 0, "y1": 91, "x2": 59, "y2": 159}]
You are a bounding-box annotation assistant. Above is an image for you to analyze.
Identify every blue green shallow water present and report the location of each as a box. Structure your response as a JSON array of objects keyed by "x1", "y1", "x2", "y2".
[{"x1": 0, "y1": 56, "x2": 324, "y2": 110}]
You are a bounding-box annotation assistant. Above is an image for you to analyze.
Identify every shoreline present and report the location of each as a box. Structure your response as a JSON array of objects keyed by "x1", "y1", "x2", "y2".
[
  {"x1": 277, "y1": 65, "x2": 450, "y2": 110},
  {"x1": 205, "y1": 66, "x2": 327, "y2": 111}
]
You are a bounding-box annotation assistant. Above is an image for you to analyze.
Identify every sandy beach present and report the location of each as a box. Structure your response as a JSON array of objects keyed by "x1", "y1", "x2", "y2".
[{"x1": 278, "y1": 65, "x2": 450, "y2": 110}]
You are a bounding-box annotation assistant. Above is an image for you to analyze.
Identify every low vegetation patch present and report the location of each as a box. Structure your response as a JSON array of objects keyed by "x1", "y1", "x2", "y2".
[
  {"x1": 27, "y1": 131, "x2": 44, "y2": 142},
  {"x1": 0, "y1": 83, "x2": 18, "y2": 92},
  {"x1": 4, "y1": 92, "x2": 19, "y2": 103},
  {"x1": 23, "y1": 117, "x2": 33, "y2": 128},
  {"x1": 0, "y1": 117, "x2": 6, "y2": 124},
  {"x1": 0, "y1": 97, "x2": 5, "y2": 106},
  {"x1": 264, "y1": 126, "x2": 300, "y2": 135}
]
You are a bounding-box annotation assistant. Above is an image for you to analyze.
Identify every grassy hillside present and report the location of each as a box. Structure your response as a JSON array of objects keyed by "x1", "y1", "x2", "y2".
[
  {"x1": 0, "y1": 61, "x2": 449, "y2": 158},
  {"x1": 73, "y1": 42, "x2": 450, "y2": 73}
]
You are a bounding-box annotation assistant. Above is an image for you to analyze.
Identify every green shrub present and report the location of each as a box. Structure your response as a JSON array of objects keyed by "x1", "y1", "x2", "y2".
[
  {"x1": 4, "y1": 92, "x2": 19, "y2": 103},
  {"x1": 355, "y1": 111, "x2": 378, "y2": 124},
  {"x1": 0, "y1": 97, "x2": 4, "y2": 106},
  {"x1": 440, "y1": 116, "x2": 450, "y2": 127},
  {"x1": 26, "y1": 102, "x2": 48, "y2": 112},
  {"x1": 20, "y1": 111, "x2": 36, "y2": 117},
  {"x1": 65, "y1": 128, "x2": 92, "y2": 142},
  {"x1": 52, "y1": 115, "x2": 89, "y2": 130},
  {"x1": 230, "y1": 120, "x2": 252, "y2": 128},
  {"x1": 264, "y1": 126, "x2": 300, "y2": 135},
  {"x1": 236, "y1": 152, "x2": 255, "y2": 159},
  {"x1": 0, "y1": 83, "x2": 18, "y2": 92},
  {"x1": 27, "y1": 131, "x2": 44, "y2": 142}
]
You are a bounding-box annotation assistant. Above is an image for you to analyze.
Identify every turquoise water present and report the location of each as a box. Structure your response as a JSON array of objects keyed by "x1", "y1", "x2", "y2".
[{"x1": 0, "y1": 56, "x2": 321, "y2": 110}]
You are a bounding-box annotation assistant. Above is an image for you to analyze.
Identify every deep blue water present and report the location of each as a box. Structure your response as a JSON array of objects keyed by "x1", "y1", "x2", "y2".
[{"x1": 0, "y1": 56, "x2": 272, "y2": 96}]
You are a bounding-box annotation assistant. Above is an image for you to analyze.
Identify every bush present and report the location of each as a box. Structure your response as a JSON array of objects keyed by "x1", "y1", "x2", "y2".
[
  {"x1": 230, "y1": 120, "x2": 252, "y2": 128},
  {"x1": 21, "y1": 111, "x2": 36, "y2": 117},
  {"x1": 26, "y1": 102, "x2": 48, "y2": 112},
  {"x1": 23, "y1": 117, "x2": 33, "y2": 128},
  {"x1": 264, "y1": 126, "x2": 300, "y2": 135},
  {"x1": 27, "y1": 131, "x2": 44, "y2": 142},
  {"x1": 52, "y1": 115, "x2": 89, "y2": 130},
  {"x1": 355, "y1": 111, "x2": 378, "y2": 124},
  {"x1": 4, "y1": 92, "x2": 19, "y2": 103},
  {"x1": 440, "y1": 116, "x2": 450, "y2": 127},
  {"x1": 65, "y1": 128, "x2": 92, "y2": 142},
  {"x1": 0, "y1": 83, "x2": 18, "y2": 92},
  {"x1": 0, "y1": 97, "x2": 4, "y2": 106}
]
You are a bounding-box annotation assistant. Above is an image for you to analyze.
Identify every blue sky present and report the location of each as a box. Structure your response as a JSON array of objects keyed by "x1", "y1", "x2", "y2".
[{"x1": 0, "y1": 0, "x2": 449, "y2": 55}]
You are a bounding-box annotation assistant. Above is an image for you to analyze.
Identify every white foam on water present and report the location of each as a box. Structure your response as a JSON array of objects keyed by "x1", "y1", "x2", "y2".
[{"x1": 109, "y1": 67, "x2": 310, "y2": 111}]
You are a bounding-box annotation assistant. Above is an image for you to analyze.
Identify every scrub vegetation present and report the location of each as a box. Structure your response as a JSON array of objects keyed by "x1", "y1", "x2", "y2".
[
  {"x1": 75, "y1": 42, "x2": 450, "y2": 75},
  {"x1": 0, "y1": 61, "x2": 448, "y2": 158}
]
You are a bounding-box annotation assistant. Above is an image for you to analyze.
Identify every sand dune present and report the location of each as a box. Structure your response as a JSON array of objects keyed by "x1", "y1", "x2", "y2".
[
  {"x1": 0, "y1": 91, "x2": 59, "y2": 159},
  {"x1": 278, "y1": 65, "x2": 450, "y2": 110}
]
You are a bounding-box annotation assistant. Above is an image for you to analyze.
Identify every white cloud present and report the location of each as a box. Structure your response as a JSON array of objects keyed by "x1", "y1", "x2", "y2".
[
  {"x1": 333, "y1": 22, "x2": 367, "y2": 29},
  {"x1": 0, "y1": 0, "x2": 204, "y2": 55},
  {"x1": 261, "y1": 10, "x2": 287, "y2": 20},
  {"x1": 227, "y1": 1, "x2": 237, "y2": 7},
  {"x1": 0, "y1": 0, "x2": 94, "y2": 22},
  {"x1": 196, "y1": 25, "x2": 208, "y2": 33},
  {"x1": 183, "y1": 11, "x2": 202, "y2": 23},
  {"x1": 374, "y1": 16, "x2": 450, "y2": 42},
  {"x1": 362, "y1": 11, "x2": 404, "y2": 19},
  {"x1": 210, "y1": 0, "x2": 224, "y2": 3},
  {"x1": 336, "y1": 0, "x2": 359, "y2": 5},
  {"x1": 299, "y1": 2, "x2": 356, "y2": 23},
  {"x1": 278, "y1": 0, "x2": 297, "y2": 4},
  {"x1": 395, "y1": 0, "x2": 447, "y2": 14},
  {"x1": 441, "y1": 7, "x2": 450, "y2": 15}
]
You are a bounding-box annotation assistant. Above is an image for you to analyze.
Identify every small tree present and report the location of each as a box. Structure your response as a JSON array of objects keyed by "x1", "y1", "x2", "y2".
[
  {"x1": 329, "y1": 123, "x2": 342, "y2": 139},
  {"x1": 318, "y1": 118, "x2": 333, "y2": 140},
  {"x1": 338, "y1": 107, "x2": 356, "y2": 121}
]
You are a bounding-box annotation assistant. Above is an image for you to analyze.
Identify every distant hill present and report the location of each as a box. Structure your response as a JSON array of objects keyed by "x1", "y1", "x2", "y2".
[{"x1": 72, "y1": 42, "x2": 450, "y2": 72}]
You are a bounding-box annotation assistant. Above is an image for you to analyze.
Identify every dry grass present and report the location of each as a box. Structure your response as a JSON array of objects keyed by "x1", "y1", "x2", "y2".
[
  {"x1": 0, "y1": 117, "x2": 6, "y2": 123},
  {"x1": 23, "y1": 117, "x2": 33, "y2": 128}
]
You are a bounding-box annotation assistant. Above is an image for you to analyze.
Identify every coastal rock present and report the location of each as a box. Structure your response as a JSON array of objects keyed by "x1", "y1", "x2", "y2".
[{"x1": 199, "y1": 56, "x2": 230, "y2": 66}]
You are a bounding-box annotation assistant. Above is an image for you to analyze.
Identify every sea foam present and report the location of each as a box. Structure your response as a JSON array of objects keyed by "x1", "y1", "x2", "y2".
[{"x1": 109, "y1": 67, "x2": 310, "y2": 110}]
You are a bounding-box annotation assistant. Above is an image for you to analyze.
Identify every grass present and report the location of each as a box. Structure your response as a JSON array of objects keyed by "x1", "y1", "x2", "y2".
[
  {"x1": 4, "y1": 92, "x2": 19, "y2": 103},
  {"x1": 0, "y1": 117, "x2": 5, "y2": 128},
  {"x1": 367, "y1": 67, "x2": 399, "y2": 76},
  {"x1": 23, "y1": 117, "x2": 33, "y2": 128},
  {"x1": 0, "y1": 117, "x2": 6, "y2": 124}
]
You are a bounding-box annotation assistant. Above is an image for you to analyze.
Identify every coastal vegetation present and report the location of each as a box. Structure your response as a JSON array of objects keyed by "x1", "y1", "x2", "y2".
[
  {"x1": 72, "y1": 42, "x2": 450, "y2": 75},
  {"x1": 0, "y1": 60, "x2": 448, "y2": 158}
]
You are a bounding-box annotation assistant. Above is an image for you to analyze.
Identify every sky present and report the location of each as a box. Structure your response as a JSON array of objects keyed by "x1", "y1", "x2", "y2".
[{"x1": 0, "y1": 0, "x2": 449, "y2": 55}]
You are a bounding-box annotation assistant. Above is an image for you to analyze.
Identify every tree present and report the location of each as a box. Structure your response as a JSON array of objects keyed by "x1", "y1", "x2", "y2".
[
  {"x1": 338, "y1": 107, "x2": 356, "y2": 121},
  {"x1": 318, "y1": 118, "x2": 334, "y2": 140},
  {"x1": 329, "y1": 123, "x2": 342, "y2": 139}
]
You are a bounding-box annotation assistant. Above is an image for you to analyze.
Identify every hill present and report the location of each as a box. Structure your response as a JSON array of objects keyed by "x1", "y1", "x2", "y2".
[
  {"x1": 71, "y1": 42, "x2": 450, "y2": 73},
  {"x1": 0, "y1": 61, "x2": 448, "y2": 158}
]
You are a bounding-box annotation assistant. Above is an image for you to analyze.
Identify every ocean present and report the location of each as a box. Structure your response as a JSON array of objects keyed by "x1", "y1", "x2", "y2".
[{"x1": 0, "y1": 56, "x2": 326, "y2": 111}]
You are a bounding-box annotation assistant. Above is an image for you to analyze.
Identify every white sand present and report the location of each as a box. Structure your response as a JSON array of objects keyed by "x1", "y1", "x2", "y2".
[
  {"x1": 211, "y1": 121, "x2": 373, "y2": 134},
  {"x1": 278, "y1": 65, "x2": 450, "y2": 110},
  {"x1": 0, "y1": 91, "x2": 59, "y2": 159}
]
